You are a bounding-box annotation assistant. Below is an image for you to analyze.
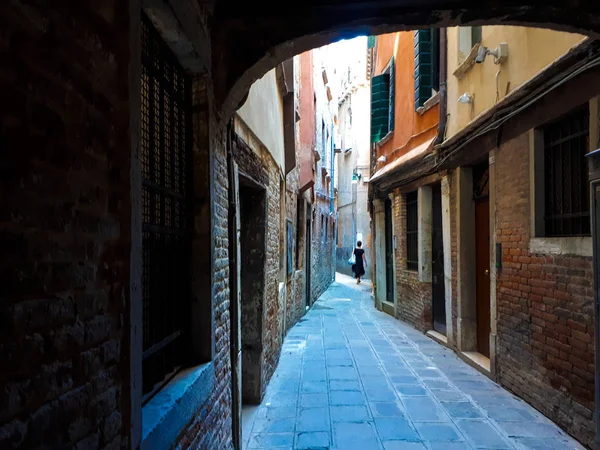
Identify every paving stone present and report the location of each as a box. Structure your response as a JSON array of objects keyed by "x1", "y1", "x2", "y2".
[
  {"x1": 333, "y1": 422, "x2": 380, "y2": 449},
  {"x1": 441, "y1": 401, "x2": 484, "y2": 419},
  {"x1": 295, "y1": 431, "x2": 330, "y2": 449},
  {"x1": 300, "y1": 394, "x2": 328, "y2": 408},
  {"x1": 328, "y1": 366, "x2": 358, "y2": 380},
  {"x1": 247, "y1": 433, "x2": 295, "y2": 448},
  {"x1": 456, "y1": 419, "x2": 512, "y2": 448},
  {"x1": 301, "y1": 381, "x2": 328, "y2": 394},
  {"x1": 251, "y1": 418, "x2": 296, "y2": 434},
  {"x1": 374, "y1": 417, "x2": 420, "y2": 441},
  {"x1": 330, "y1": 390, "x2": 365, "y2": 405},
  {"x1": 370, "y1": 402, "x2": 405, "y2": 417},
  {"x1": 329, "y1": 380, "x2": 361, "y2": 391},
  {"x1": 415, "y1": 423, "x2": 463, "y2": 441},
  {"x1": 383, "y1": 442, "x2": 426, "y2": 449},
  {"x1": 403, "y1": 397, "x2": 450, "y2": 422},
  {"x1": 296, "y1": 407, "x2": 330, "y2": 432},
  {"x1": 395, "y1": 384, "x2": 428, "y2": 396},
  {"x1": 389, "y1": 374, "x2": 419, "y2": 384},
  {"x1": 331, "y1": 405, "x2": 370, "y2": 422}
]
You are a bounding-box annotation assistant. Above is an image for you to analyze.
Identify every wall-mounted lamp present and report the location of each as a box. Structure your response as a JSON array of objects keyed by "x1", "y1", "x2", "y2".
[
  {"x1": 377, "y1": 155, "x2": 387, "y2": 163},
  {"x1": 475, "y1": 43, "x2": 509, "y2": 65},
  {"x1": 458, "y1": 93, "x2": 473, "y2": 104}
]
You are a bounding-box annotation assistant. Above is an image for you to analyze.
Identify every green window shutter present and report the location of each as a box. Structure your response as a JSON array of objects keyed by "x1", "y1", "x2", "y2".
[
  {"x1": 471, "y1": 26, "x2": 482, "y2": 45},
  {"x1": 414, "y1": 29, "x2": 433, "y2": 110},
  {"x1": 371, "y1": 73, "x2": 390, "y2": 143},
  {"x1": 367, "y1": 35, "x2": 376, "y2": 49},
  {"x1": 388, "y1": 57, "x2": 395, "y2": 132}
]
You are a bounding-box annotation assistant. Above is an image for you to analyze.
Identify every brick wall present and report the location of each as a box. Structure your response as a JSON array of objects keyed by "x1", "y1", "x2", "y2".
[
  {"x1": 285, "y1": 166, "x2": 307, "y2": 332},
  {"x1": 392, "y1": 192, "x2": 433, "y2": 331},
  {"x1": 0, "y1": 3, "x2": 132, "y2": 448},
  {"x1": 495, "y1": 132, "x2": 595, "y2": 447},
  {"x1": 262, "y1": 157, "x2": 283, "y2": 392},
  {"x1": 310, "y1": 199, "x2": 335, "y2": 303}
]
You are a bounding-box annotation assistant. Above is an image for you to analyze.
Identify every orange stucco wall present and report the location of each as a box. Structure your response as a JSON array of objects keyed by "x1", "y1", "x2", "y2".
[{"x1": 374, "y1": 32, "x2": 439, "y2": 164}]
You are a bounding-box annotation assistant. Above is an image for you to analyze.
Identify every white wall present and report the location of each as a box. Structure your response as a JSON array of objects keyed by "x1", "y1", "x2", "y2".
[{"x1": 237, "y1": 69, "x2": 286, "y2": 170}]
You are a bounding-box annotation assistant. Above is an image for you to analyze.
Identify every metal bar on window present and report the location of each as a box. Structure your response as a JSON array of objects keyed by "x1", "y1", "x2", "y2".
[
  {"x1": 141, "y1": 13, "x2": 192, "y2": 403},
  {"x1": 406, "y1": 191, "x2": 419, "y2": 271},
  {"x1": 543, "y1": 106, "x2": 590, "y2": 237}
]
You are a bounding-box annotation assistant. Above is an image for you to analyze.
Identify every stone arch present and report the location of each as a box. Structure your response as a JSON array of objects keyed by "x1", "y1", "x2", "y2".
[{"x1": 212, "y1": 1, "x2": 600, "y2": 121}]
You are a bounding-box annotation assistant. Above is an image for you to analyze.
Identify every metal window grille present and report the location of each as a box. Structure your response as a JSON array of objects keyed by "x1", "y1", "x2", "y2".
[
  {"x1": 141, "y1": 13, "x2": 193, "y2": 403},
  {"x1": 543, "y1": 106, "x2": 590, "y2": 237},
  {"x1": 406, "y1": 191, "x2": 419, "y2": 271}
]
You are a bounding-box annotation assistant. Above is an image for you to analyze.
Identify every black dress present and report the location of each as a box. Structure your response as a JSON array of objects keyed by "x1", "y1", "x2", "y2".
[{"x1": 352, "y1": 248, "x2": 365, "y2": 278}]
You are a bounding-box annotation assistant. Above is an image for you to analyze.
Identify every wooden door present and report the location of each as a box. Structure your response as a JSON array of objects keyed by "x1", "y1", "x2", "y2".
[
  {"x1": 432, "y1": 185, "x2": 446, "y2": 335},
  {"x1": 475, "y1": 197, "x2": 491, "y2": 357}
]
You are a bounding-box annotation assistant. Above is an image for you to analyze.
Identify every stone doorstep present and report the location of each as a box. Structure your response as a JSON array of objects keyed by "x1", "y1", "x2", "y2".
[
  {"x1": 459, "y1": 351, "x2": 491, "y2": 378},
  {"x1": 426, "y1": 330, "x2": 448, "y2": 346},
  {"x1": 424, "y1": 330, "x2": 492, "y2": 379}
]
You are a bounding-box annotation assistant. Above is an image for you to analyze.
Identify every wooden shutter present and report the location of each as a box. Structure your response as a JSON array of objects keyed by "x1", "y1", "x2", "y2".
[
  {"x1": 388, "y1": 57, "x2": 395, "y2": 132},
  {"x1": 414, "y1": 29, "x2": 433, "y2": 110},
  {"x1": 371, "y1": 73, "x2": 390, "y2": 143}
]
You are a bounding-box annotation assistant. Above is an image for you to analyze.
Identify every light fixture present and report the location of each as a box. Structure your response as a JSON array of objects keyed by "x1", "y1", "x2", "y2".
[
  {"x1": 377, "y1": 155, "x2": 386, "y2": 163},
  {"x1": 458, "y1": 93, "x2": 473, "y2": 104},
  {"x1": 475, "y1": 43, "x2": 509, "y2": 65}
]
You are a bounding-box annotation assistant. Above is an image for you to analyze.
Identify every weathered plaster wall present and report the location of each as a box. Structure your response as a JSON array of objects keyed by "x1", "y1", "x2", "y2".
[
  {"x1": 372, "y1": 32, "x2": 439, "y2": 164},
  {"x1": 446, "y1": 26, "x2": 585, "y2": 140},
  {"x1": 237, "y1": 70, "x2": 286, "y2": 171}
]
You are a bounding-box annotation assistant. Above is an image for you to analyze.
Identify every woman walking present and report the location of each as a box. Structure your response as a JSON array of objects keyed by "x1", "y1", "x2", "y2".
[{"x1": 352, "y1": 241, "x2": 367, "y2": 284}]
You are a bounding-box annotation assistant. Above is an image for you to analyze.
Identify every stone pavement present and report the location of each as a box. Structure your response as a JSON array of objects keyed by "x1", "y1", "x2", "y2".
[{"x1": 243, "y1": 273, "x2": 585, "y2": 450}]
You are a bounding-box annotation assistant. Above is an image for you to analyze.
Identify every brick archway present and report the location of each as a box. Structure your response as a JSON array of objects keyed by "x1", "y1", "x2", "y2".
[{"x1": 212, "y1": 0, "x2": 600, "y2": 121}]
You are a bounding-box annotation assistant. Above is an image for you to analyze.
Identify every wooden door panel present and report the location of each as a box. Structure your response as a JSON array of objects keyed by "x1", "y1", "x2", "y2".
[{"x1": 475, "y1": 197, "x2": 490, "y2": 357}]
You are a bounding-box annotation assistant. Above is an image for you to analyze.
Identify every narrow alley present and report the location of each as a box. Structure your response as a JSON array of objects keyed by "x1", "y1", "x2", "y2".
[{"x1": 243, "y1": 274, "x2": 584, "y2": 450}]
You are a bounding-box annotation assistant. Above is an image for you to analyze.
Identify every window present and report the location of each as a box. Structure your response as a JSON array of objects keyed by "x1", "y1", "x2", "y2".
[
  {"x1": 458, "y1": 26, "x2": 482, "y2": 63},
  {"x1": 370, "y1": 57, "x2": 395, "y2": 142},
  {"x1": 414, "y1": 29, "x2": 440, "y2": 110},
  {"x1": 542, "y1": 106, "x2": 590, "y2": 237},
  {"x1": 141, "y1": 14, "x2": 193, "y2": 402},
  {"x1": 406, "y1": 191, "x2": 419, "y2": 271}
]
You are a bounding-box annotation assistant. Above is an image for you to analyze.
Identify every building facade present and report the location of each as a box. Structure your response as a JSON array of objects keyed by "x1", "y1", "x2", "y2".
[
  {"x1": 307, "y1": 47, "x2": 337, "y2": 302},
  {"x1": 333, "y1": 37, "x2": 373, "y2": 278},
  {"x1": 368, "y1": 29, "x2": 442, "y2": 325},
  {"x1": 369, "y1": 25, "x2": 597, "y2": 447}
]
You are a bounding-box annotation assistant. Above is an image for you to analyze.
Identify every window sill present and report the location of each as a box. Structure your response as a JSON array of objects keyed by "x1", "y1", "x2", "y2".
[
  {"x1": 529, "y1": 237, "x2": 592, "y2": 258},
  {"x1": 453, "y1": 43, "x2": 481, "y2": 80},
  {"x1": 416, "y1": 92, "x2": 440, "y2": 116},
  {"x1": 142, "y1": 362, "x2": 215, "y2": 450},
  {"x1": 376, "y1": 131, "x2": 393, "y2": 148}
]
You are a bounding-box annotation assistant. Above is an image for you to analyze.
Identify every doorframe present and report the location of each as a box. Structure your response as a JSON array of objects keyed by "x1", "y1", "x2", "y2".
[
  {"x1": 456, "y1": 159, "x2": 496, "y2": 378},
  {"x1": 441, "y1": 176, "x2": 454, "y2": 345}
]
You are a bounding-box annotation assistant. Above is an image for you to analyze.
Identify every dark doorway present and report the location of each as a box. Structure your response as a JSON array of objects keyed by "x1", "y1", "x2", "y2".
[
  {"x1": 474, "y1": 163, "x2": 491, "y2": 357},
  {"x1": 305, "y1": 207, "x2": 312, "y2": 308},
  {"x1": 432, "y1": 184, "x2": 446, "y2": 335},
  {"x1": 384, "y1": 198, "x2": 394, "y2": 303},
  {"x1": 239, "y1": 178, "x2": 267, "y2": 404}
]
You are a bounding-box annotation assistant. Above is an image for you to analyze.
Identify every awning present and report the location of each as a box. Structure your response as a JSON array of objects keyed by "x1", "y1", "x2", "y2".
[{"x1": 369, "y1": 137, "x2": 435, "y2": 184}]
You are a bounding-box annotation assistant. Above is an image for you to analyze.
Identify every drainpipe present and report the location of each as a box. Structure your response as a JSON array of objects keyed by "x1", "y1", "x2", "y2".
[{"x1": 434, "y1": 28, "x2": 448, "y2": 147}]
